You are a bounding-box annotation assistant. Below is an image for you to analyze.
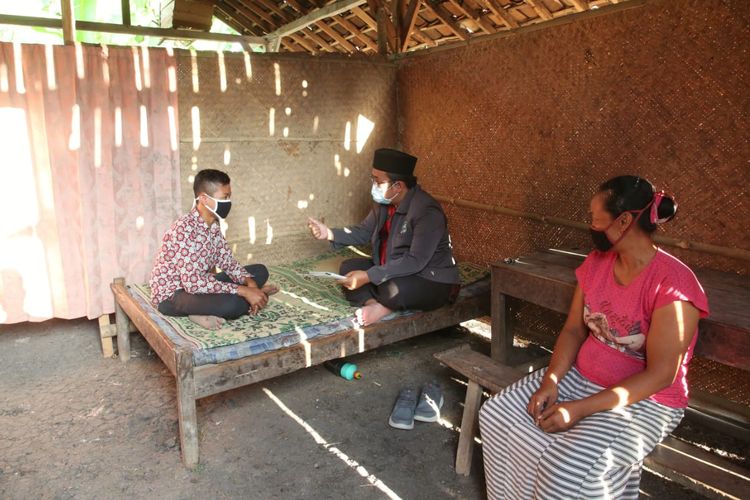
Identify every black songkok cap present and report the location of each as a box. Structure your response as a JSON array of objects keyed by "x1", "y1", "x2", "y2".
[{"x1": 372, "y1": 148, "x2": 417, "y2": 176}]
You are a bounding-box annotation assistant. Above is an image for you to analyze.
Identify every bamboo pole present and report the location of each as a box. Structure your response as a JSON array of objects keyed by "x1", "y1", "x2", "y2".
[
  {"x1": 434, "y1": 194, "x2": 750, "y2": 262},
  {"x1": 60, "y1": 0, "x2": 75, "y2": 44},
  {"x1": 0, "y1": 13, "x2": 266, "y2": 46}
]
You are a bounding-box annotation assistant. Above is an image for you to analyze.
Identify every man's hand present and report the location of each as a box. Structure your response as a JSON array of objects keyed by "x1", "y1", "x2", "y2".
[
  {"x1": 538, "y1": 401, "x2": 584, "y2": 433},
  {"x1": 527, "y1": 377, "x2": 559, "y2": 422},
  {"x1": 307, "y1": 217, "x2": 333, "y2": 241},
  {"x1": 237, "y1": 285, "x2": 268, "y2": 315},
  {"x1": 339, "y1": 270, "x2": 370, "y2": 290}
]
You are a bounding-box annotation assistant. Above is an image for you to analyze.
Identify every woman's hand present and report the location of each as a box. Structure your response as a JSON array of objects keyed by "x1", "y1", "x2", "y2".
[
  {"x1": 527, "y1": 377, "x2": 559, "y2": 422},
  {"x1": 538, "y1": 401, "x2": 584, "y2": 433},
  {"x1": 339, "y1": 270, "x2": 370, "y2": 290}
]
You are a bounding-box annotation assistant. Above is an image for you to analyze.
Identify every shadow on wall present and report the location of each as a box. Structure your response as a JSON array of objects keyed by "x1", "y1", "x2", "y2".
[{"x1": 178, "y1": 51, "x2": 397, "y2": 266}]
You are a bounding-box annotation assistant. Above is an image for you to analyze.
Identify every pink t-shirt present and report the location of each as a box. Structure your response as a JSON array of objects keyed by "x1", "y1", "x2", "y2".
[{"x1": 574, "y1": 249, "x2": 709, "y2": 408}]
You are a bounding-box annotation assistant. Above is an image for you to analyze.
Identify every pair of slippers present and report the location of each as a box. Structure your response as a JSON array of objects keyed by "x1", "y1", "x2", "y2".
[{"x1": 388, "y1": 382, "x2": 444, "y2": 430}]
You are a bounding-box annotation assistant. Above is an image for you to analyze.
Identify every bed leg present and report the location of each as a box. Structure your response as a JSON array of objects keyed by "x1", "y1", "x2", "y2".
[
  {"x1": 176, "y1": 349, "x2": 199, "y2": 468},
  {"x1": 113, "y1": 277, "x2": 131, "y2": 362},
  {"x1": 456, "y1": 380, "x2": 483, "y2": 476},
  {"x1": 97, "y1": 315, "x2": 115, "y2": 358}
]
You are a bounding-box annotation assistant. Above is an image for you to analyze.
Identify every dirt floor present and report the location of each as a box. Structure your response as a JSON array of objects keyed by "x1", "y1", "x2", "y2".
[{"x1": 0, "y1": 318, "x2": 742, "y2": 499}]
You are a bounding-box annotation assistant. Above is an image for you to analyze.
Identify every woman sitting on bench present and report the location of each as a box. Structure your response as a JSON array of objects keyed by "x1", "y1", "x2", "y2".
[{"x1": 479, "y1": 175, "x2": 709, "y2": 499}]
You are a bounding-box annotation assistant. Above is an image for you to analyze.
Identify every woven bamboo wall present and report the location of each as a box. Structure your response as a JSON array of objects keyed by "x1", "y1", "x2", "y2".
[
  {"x1": 397, "y1": 0, "x2": 750, "y2": 276},
  {"x1": 177, "y1": 52, "x2": 397, "y2": 265}
]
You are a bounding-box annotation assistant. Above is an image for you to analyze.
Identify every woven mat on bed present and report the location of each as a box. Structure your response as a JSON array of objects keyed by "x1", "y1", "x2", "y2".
[{"x1": 130, "y1": 248, "x2": 488, "y2": 352}]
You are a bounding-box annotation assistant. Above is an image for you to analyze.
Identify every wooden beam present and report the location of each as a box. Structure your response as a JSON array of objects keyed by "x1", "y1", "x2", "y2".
[
  {"x1": 221, "y1": 0, "x2": 274, "y2": 32},
  {"x1": 400, "y1": 0, "x2": 421, "y2": 51},
  {"x1": 122, "y1": 0, "x2": 131, "y2": 26},
  {"x1": 351, "y1": 6, "x2": 378, "y2": 30},
  {"x1": 422, "y1": 1, "x2": 469, "y2": 40},
  {"x1": 256, "y1": 0, "x2": 296, "y2": 22},
  {"x1": 60, "y1": 0, "x2": 75, "y2": 44},
  {"x1": 525, "y1": 0, "x2": 553, "y2": 20},
  {"x1": 480, "y1": 0, "x2": 518, "y2": 29},
  {"x1": 570, "y1": 0, "x2": 588, "y2": 12},
  {"x1": 288, "y1": 33, "x2": 319, "y2": 53},
  {"x1": 334, "y1": 14, "x2": 378, "y2": 51},
  {"x1": 267, "y1": 0, "x2": 368, "y2": 38},
  {"x1": 376, "y1": 7, "x2": 388, "y2": 54},
  {"x1": 214, "y1": 5, "x2": 265, "y2": 36},
  {"x1": 447, "y1": 0, "x2": 496, "y2": 34},
  {"x1": 0, "y1": 13, "x2": 266, "y2": 45},
  {"x1": 238, "y1": 0, "x2": 280, "y2": 28},
  {"x1": 315, "y1": 20, "x2": 356, "y2": 52}
]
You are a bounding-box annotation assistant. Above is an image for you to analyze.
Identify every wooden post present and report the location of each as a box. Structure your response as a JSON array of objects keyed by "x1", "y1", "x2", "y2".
[
  {"x1": 98, "y1": 315, "x2": 115, "y2": 358},
  {"x1": 376, "y1": 8, "x2": 388, "y2": 55},
  {"x1": 114, "y1": 278, "x2": 131, "y2": 362},
  {"x1": 60, "y1": 0, "x2": 75, "y2": 44},
  {"x1": 455, "y1": 379, "x2": 482, "y2": 475},
  {"x1": 176, "y1": 349, "x2": 199, "y2": 468},
  {"x1": 121, "y1": 0, "x2": 131, "y2": 25},
  {"x1": 490, "y1": 272, "x2": 513, "y2": 363}
]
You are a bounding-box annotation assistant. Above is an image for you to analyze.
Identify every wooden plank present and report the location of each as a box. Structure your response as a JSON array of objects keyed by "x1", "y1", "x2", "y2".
[
  {"x1": 175, "y1": 348, "x2": 199, "y2": 468},
  {"x1": 214, "y1": 5, "x2": 266, "y2": 36},
  {"x1": 491, "y1": 263, "x2": 575, "y2": 315},
  {"x1": 688, "y1": 389, "x2": 750, "y2": 441},
  {"x1": 60, "y1": 0, "x2": 75, "y2": 44},
  {"x1": 351, "y1": 5, "x2": 378, "y2": 30},
  {"x1": 525, "y1": 0, "x2": 553, "y2": 20},
  {"x1": 315, "y1": 19, "x2": 356, "y2": 52},
  {"x1": 480, "y1": 0, "x2": 518, "y2": 29},
  {"x1": 193, "y1": 289, "x2": 490, "y2": 398},
  {"x1": 114, "y1": 278, "x2": 131, "y2": 362},
  {"x1": 455, "y1": 380, "x2": 482, "y2": 475},
  {"x1": 98, "y1": 315, "x2": 114, "y2": 358},
  {"x1": 434, "y1": 346, "x2": 524, "y2": 393},
  {"x1": 447, "y1": 0, "x2": 496, "y2": 34},
  {"x1": 221, "y1": 0, "x2": 273, "y2": 32},
  {"x1": 422, "y1": 1, "x2": 469, "y2": 40},
  {"x1": 288, "y1": 33, "x2": 320, "y2": 53},
  {"x1": 267, "y1": 0, "x2": 368, "y2": 38},
  {"x1": 644, "y1": 436, "x2": 750, "y2": 499},
  {"x1": 110, "y1": 282, "x2": 178, "y2": 376},
  {"x1": 237, "y1": 0, "x2": 279, "y2": 28},
  {"x1": 256, "y1": 0, "x2": 296, "y2": 22},
  {"x1": 570, "y1": 0, "x2": 588, "y2": 12},
  {"x1": 334, "y1": 14, "x2": 378, "y2": 51}
]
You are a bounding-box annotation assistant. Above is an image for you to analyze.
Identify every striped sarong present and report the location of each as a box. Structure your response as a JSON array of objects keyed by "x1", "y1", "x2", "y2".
[{"x1": 479, "y1": 367, "x2": 683, "y2": 499}]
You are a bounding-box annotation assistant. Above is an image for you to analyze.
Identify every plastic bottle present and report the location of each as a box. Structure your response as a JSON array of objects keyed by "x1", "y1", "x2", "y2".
[{"x1": 324, "y1": 359, "x2": 362, "y2": 380}]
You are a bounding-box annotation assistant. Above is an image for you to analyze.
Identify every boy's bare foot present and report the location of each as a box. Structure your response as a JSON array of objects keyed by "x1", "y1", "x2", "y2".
[
  {"x1": 354, "y1": 302, "x2": 392, "y2": 326},
  {"x1": 188, "y1": 315, "x2": 226, "y2": 330},
  {"x1": 261, "y1": 284, "x2": 280, "y2": 296}
]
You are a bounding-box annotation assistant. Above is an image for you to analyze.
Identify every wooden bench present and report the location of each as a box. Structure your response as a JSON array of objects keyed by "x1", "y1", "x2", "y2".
[
  {"x1": 490, "y1": 248, "x2": 750, "y2": 437},
  {"x1": 435, "y1": 346, "x2": 750, "y2": 499}
]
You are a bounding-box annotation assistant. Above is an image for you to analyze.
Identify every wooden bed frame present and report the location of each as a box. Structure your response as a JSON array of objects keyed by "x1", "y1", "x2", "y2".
[{"x1": 110, "y1": 277, "x2": 490, "y2": 467}]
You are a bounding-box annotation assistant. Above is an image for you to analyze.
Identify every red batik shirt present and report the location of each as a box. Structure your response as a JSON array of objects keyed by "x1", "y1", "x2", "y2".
[{"x1": 148, "y1": 208, "x2": 251, "y2": 306}]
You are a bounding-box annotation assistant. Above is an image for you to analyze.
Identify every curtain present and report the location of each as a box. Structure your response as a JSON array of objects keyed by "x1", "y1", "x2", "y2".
[{"x1": 0, "y1": 42, "x2": 181, "y2": 323}]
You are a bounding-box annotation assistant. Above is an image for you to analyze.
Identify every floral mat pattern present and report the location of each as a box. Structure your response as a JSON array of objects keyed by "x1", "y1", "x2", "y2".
[{"x1": 129, "y1": 248, "x2": 489, "y2": 359}]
